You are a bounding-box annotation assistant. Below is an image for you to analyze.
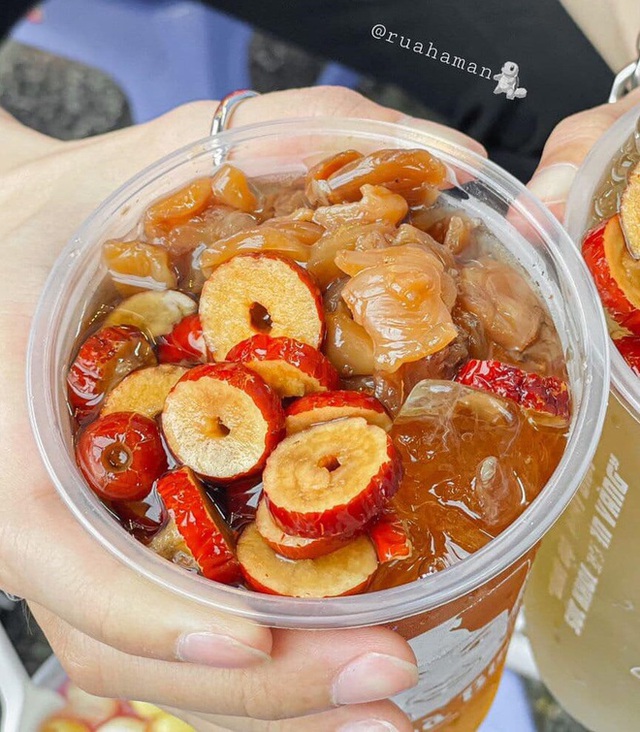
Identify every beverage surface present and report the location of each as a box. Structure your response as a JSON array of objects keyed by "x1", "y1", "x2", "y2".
[{"x1": 65, "y1": 148, "x2": 569, "y2": 598}]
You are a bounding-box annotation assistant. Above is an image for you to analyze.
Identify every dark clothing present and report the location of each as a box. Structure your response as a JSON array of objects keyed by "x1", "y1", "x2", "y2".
[
  {"x1": 0, "y1": 0, "x2": 614, "y2": 179},
  {"x1": 2, "y1": 0, "x2": 27, "y2": 39},
  {"x1": 208, "y1": 0, "x2": 613, "y2": 179}
]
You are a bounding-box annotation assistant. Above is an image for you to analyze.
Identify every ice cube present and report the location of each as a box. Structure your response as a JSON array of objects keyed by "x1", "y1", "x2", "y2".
[{"x1": 390, "y1": 380, "x2": 564, "y2": 537}]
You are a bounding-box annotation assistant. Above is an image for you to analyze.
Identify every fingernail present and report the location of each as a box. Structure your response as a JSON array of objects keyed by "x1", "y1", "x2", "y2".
[
  {"x1": 528, "y1": 163, "x2": 578, "y2": 204},
  {"x1": 332, "y1": 653, "x2": 419, "y2": 706},
  {"x1": 177, "y1": 632, "x2": 270, "y2": 668},
  {"x1": 338, "y1": 721, "x2": 399, "y2": 732}
]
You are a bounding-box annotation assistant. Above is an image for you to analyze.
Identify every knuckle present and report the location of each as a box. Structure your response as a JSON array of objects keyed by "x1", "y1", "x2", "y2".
[
  {"x1": 0, "y1": 514, "x2": 38, "y2": 597},
  {"x1": 88, "y1": 587, "x2": 119, "y2": 643},
  {"x1": 234, "y1": 676, "x2": 283, "y2": 721},
  {"x1": 315, "y1": 85, "x2": 362, "y2": 103},
  {"x1": 311, "y1": 86, "x2": 367, "y2": 116},
  {"x1": 548, "y1": 110, "x2": 611, "y2": 152},
  {"x1": 162, "y1": 100, "x2": 212, "y2": 122},
  {"x1": 36, "y1": 608, "x2": 118, "y2": 700},
  {"x1": 147, "y1": 101, "x2": 215, "y2": 142},
  {"x1": 51, "y1": 631, "x2": 106, "y2": 697},
  {"x1": 550, "y1": 114, "x2": 578, "y2": 139},
  {"x1": 545, "y1": 117, "x2": 579, "y2": 153},
  {"x1": 72, "y1": 573, "x2": 135, "y2": 657}
]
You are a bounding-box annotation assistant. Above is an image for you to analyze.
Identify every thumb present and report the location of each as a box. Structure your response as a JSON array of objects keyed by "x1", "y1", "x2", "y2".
[
  {"x1": 527, "y1": 89, "x2": 640, "y2": 221},
  {"x1": 1, "y1": 483, "x2": 272, "y2": 669}
]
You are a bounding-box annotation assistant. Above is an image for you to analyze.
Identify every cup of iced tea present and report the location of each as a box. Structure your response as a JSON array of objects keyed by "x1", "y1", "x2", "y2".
[
  {"x1": 27, "y1": 118, "x2": 609, "y2": 731},
  {"x1": 525, "y1": 106, "x2": 640, "y2": 732}
]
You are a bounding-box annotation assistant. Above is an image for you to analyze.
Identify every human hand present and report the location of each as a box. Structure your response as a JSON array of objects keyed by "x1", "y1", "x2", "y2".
[
  {"x1": 0, "y1": 86, "x2": 484, "y2": 732},
  {"x1": 527, "y1": 88, "x2": 640, "y2": 221}
]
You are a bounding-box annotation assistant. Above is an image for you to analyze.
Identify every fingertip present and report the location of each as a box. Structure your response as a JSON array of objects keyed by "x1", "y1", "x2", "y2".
[
  {"x1": 351, "y1": 624, "x2": 418, "y2": 667},
  {"x1": 527, "y1": 162, "x2": 578, "y2": 207},
  {"x1": 331, "y1": 653, "x2": 418, "y2": 706}
]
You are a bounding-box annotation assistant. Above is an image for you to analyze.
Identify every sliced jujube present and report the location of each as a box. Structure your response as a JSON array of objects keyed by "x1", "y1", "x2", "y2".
[
  {"x1": 67, "y1": 325, "x2": 156, "y2": 420},
  {"x1": 238, "y1": 523, "x2": 378, "y2": 597},
  {"x1": 154, "y1": 467, "x2": 241, "y2": 584},
  {"x1": 263, "y1": 417, "x2": 403, "y2": 539}
]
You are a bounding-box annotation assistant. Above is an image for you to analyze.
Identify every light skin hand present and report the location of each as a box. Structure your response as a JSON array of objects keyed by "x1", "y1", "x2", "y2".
[
  {"x1": 0, "y1": 87, "x2": 485, "y2": 732},
  {"x1": 527, "y1": 88, "x2": 640, "y2": 221}
]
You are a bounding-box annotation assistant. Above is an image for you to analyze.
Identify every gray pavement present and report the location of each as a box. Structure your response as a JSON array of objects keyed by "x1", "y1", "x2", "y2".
[{"x1": 0, "y1": 40, "x2": 131, "y2": 139}]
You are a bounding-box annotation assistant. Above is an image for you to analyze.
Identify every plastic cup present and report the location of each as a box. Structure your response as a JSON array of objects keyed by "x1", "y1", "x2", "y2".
[
  {"x1": 27, "y1": 118, "x2": 609, "y2": 730},
  {"x1": 525, "y1": 105, "x2": 640, "y2": 732}
]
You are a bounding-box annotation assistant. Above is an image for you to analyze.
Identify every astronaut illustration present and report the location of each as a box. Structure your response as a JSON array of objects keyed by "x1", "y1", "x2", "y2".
[{"x1": 493, "y1": 61, "x2": 527, "y2": 100}]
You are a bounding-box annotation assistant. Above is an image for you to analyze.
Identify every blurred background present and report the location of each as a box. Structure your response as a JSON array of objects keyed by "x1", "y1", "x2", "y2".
[
  {"x1": 0, "y1": 1, "x2": 589, "y2": 730},
  {"x1": 1, "y1": 0, "x2": 436, "y2": 140}
]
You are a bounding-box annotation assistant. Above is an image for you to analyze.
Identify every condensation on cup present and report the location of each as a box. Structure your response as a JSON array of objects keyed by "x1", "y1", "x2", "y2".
[
  {"x1": 25, "y1": 119, "x2": 610, "y2": 731},
  {"x1": 525, "y1": 106, "x2": 640, "y2": 732}
]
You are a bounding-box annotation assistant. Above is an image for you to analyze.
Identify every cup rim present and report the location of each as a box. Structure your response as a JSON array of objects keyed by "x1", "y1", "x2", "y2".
[{"x1": 27, "y1": 117, "x2": 610, "y2": 628}]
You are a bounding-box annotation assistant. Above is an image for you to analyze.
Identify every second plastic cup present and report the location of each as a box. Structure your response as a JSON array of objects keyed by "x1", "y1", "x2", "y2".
[
  {"x1": 525, "y1": 105, "x2": 640, "y2": 732},
  {"x1": 27, "y1": 118, "x2": 609, "y2": 730}
]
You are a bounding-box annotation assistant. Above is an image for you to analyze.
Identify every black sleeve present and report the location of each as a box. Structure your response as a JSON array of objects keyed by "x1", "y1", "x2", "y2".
[{"x1": 204, "y1": 0, "x2": 613, "y2": 179}]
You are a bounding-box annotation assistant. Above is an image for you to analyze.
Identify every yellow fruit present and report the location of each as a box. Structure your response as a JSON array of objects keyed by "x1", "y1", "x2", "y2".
[
  {"x1": 150, "y1": 713, "x2": 195, "y2": 732},
  {"x1": 40, "y1": 718, "x2": 92, "y2": 732},
  {"x1": 238, "y1": 523, "x2": 378, "y2": 597},
  {"x1": 96, "y1": 717, "x2": 146, "y2": 732},
  {"x1": 129, "y1": 701, "x2": 164, "y2": 720}
]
